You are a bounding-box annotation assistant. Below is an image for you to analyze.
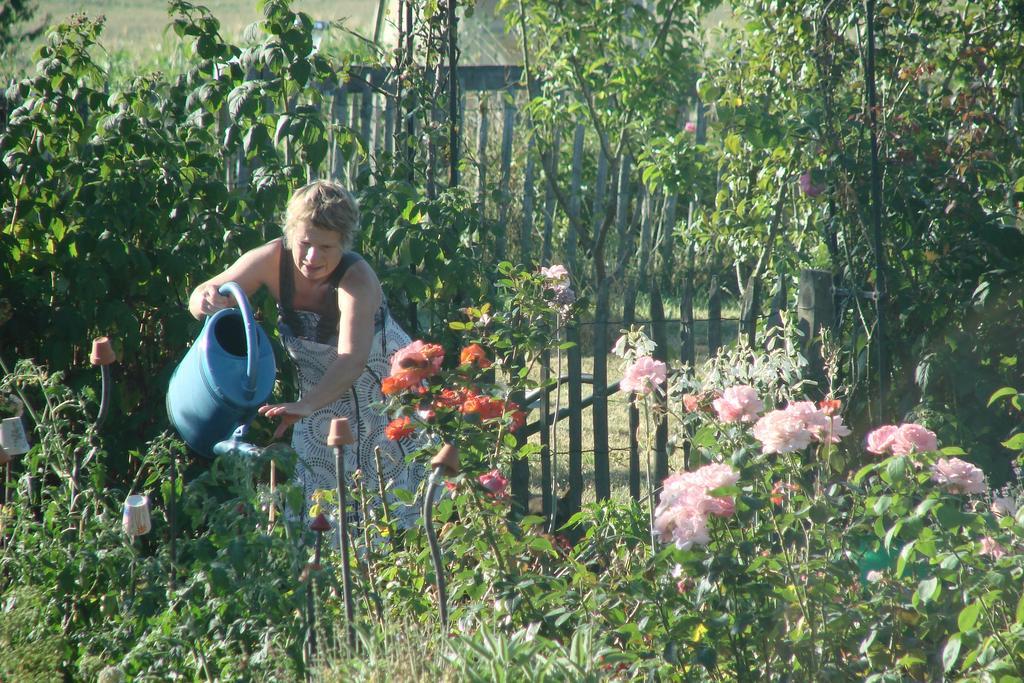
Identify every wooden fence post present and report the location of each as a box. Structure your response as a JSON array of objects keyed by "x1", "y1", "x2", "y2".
[
  {"x1": 495, "y1": 91, "x2": 515, "y2": 262},
  {"x1": 739, "y1": 275, "x2": 760, "y2": 348},
  {"x1": 797, "y1": 269, "x2": 834, "y2": 393},
  {"x1": 475, "y1": 94, "x2": 489, "y2": 216},
  {"x1": 592, "y1": 278, "x2": 611, "y2": 501},
  {"x1": 680, "y1": 276, "x2": 695, "y2": 369},
  {"x1": 764, "y1": 272, "x2": 787, "y2": 348},
  {"x1": 707, "y1": 275, "x2": 722, "y2": 359}
]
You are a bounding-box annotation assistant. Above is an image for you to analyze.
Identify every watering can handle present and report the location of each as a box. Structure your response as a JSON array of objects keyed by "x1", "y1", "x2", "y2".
[{"x1": 218, "y1": 281, "x2": 259, "y2": 400}]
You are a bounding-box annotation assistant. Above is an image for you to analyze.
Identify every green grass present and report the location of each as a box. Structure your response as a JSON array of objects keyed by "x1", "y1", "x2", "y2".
[{"x1": 4, "y1": 0, "x2": 378, "y2": 79}]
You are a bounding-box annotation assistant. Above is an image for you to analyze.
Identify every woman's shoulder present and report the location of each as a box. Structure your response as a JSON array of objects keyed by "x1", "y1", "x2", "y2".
[
  {"x1": 338, "y1": 252, "x2": 378, "y2": 284},
  {"x1": 336, "y1": 252, "x2": 382, "y2": 305}
]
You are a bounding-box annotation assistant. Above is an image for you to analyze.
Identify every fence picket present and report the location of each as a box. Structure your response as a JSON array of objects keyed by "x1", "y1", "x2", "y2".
[
  {"x1": 564, "y1": 125, "x2": 584, "y2": 518},
  {"x1": 592, "y1": 278, "x2": 611, "y2": 501},
  {"x1": 707, "y1": 275, "x2": 722, "y2": 358},
  {"x1": 680, "y1": 276, "x2": 695, "y2": 368},
  {"x1": 798, "y1": 269, "x2": 834, "y2": 394},
  {"x1": 496, "y1": 92, "x2": 516, "y2": 262},
  {"x1": 521, "y1": 136, "x2": 536, "y2": 265},
  {"x1": 475, "y1": 95, "x2": 489, "y2": 217}
]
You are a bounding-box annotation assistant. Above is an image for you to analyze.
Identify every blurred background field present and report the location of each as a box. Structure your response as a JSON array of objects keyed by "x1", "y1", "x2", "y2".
[{"x1": 6, "y1": 1, "x2": 735, "y2": 79}]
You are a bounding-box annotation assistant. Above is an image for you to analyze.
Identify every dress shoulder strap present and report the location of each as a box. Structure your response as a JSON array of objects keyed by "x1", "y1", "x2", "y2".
[
  {"x1": 278, "y1": 241, "x2": 304, "y2": 332},
  {"x1": 313, "y1": 251, "x2": 363, "y2": 343}
]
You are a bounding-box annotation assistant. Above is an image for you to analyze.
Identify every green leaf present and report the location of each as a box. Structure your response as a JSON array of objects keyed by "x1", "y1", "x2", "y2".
[
  {"x1": 987, "y1": 386, "x2": 1018, "y2": 407},
  {"x1": 935, "y1": 502, "x2": 970, "y2": 530},
  {"x1": 1001, "y1": 433, "x2": 1024, "y2": 450},
  {"x1": 916, "y1": 577, "x2": 939, "y2": 604},
  {"x1": 958, "y1": 601, "x2": 981, "y2": 632},
  {"x1": 896, "y1": 540, "x2": 916, "y2": 577},
  {"x1": 883, "y1": 456, "x2": 907, "y2": 484},
  {"x1": 725, "y1": 133, "x2": 742, "y2": 155},
  {"x1": 1016, "y1": 593, "x2": 1024, "y2": 624},
  {"x1": 942, "y1": 633, "x2": 961, "y2": 672},
  {"x1": 873, "y1": 495, "x2": 893, "y2": 515},
  {"x1": 852, "y1": 462, "x2": 877, "y2": 484},
  {"x1": 692, "y1": 425, "x2": 717, "y2": 448},
  {"x1": 274, "y1": 115, "x2": 291, "y2": 145}
]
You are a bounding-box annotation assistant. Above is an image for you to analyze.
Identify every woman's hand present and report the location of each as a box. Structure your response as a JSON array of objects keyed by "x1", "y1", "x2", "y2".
[
  {"x1": 259, "y1": 401, "x2": 315, "y2": 439},
  {"x1": 189, "y1": 283, "x2": 235, "y2": 319}
]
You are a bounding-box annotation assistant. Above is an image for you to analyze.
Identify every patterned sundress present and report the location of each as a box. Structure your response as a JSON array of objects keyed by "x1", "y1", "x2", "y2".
[{"x1": 277, "y1": 246, "x2": 425, "y2": 529}]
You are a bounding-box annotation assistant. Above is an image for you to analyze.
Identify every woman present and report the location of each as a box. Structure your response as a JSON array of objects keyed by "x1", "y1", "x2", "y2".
[{"x1": 188, "y1": 180, "x2": 424, "y2": 528}]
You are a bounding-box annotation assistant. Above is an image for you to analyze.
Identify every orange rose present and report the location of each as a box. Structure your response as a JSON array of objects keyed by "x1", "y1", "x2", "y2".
[
  {"x1": 460, "y1": 343, "x2": 493, "y2": 369},
  {"x1": 384, "y1": 416, "x2": 415, "y2": 441}
]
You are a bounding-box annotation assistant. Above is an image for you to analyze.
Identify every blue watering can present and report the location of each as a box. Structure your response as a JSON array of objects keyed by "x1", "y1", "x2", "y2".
[{"x1": 166, "y1": 282, "x2": 276, "y2": 458}]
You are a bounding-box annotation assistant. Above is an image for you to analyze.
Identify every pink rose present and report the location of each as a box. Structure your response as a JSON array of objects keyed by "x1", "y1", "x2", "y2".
[
  {"x1": 653, "y1": 504, "x2": 710, "y2": 550},
  {"x1": 539, "y1": 264, "x2": 570, "y2": 283},
  {"x1": 712, "y1": 385, "x2": 764, "y2": 423},
  {"x1": 819, "y1": 415, "x2": 853, "y2": 443},
  {"x1": 866, "y1": 425, "x2": 898, "y2": 455},
  {"x1": 390, "y1": 340, "x2": 444, "y2": 379},
  {"x1": 979, "y1": 536, "x2": 1007, "y2": 559},
  {"x1": 784, "y1": 401, "x2": 831, "y2": 439},
  {"x1": 620, "y1": 356, "x2": 667, "y2": 395},
  {"x1": 701, "y1": 495, "x2": 736, "y2": 518},
  {"x1": 478, "y1": 469, "x2": 509, "y2": 498},
  {"x1": 891, "y1": 423, "x2": 938, "y2": 455},
  {"x1": 684, "y1": 121, "x2": 697, "y2": 133},
  {"x1": 692, "y1": 463, "x2": 741, "y2": 492},
  {"x1": 931, "y1": 457, "x2": 986, "y2": 495},
  {"x1": 798, "y1": 171, "x2": 824, "y2": 197},
  {"x1": 683, "y1": 394, "x2": 701, "y2": 413},
  {"x1": 752, "y1": 409, "x2": 813, "y2": 454}
]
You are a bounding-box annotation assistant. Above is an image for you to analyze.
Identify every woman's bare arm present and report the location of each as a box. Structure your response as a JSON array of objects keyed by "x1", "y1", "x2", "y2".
[
  {"x1": 258, "y1": 258, "x2": 383, "y2": 438},
  {"x1": 188, "y1": 240, "x2": 280, "y2": 319}
]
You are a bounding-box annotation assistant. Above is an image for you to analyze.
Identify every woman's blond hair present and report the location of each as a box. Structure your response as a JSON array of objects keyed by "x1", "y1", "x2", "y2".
[{"x1": 283, "y1": 180, "x2": 360, "y2": 250}]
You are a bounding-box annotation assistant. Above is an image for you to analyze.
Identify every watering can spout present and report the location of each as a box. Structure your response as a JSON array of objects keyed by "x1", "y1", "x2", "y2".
[{"x1": 166, "y1": 282, "x2": 276, "y2": 458}]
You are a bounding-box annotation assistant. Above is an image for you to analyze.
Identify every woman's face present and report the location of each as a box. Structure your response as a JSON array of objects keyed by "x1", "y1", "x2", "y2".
[{"x1": 290, "y1": 223, "x2": 344, "y2": 283}]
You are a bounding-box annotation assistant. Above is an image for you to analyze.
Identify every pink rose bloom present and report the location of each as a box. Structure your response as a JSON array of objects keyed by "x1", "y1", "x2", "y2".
[
  {"x1": 701, "y1": 495, "x2": 736, "y2": 518},
  {"x1": 891, "y1": 423, "x2": 938, "y2": 455},
  {"x1": 798, "y1": 171, "x2": 824, "y2": 197},
  {"x1": 866, "y1": 425, "x2": 899, "y2": 455},
  {"x1": 654, "y1": 504, "x2": 710, "y2": 550},
  {"x1": 692, "y1": 463, "x2": 741, "y2": 492},
  {"x1": 712, "y1": 385, "x2": 764, "y2": 423},
  {"x1": 390, "y1": 340, "x2": 444, "y2": 378},
  {"x1": 540, "y1": 264, "x2": 570, "y2": 283},
  {"x1": 684, "y1": 121, "x2": 697, "y2": 133},
  {"x1": 991, "y1": 496, "x2": 1018, "y2": 518},
  {"x1": 620, "y1": 356, "x2": 667, "y2": 395},
  {"x1": 979, "y1": 536, "x2": 1007, "y2": 559},
  {"x1": 682, "y1": 394, "x2": 700, "y2": 413},
  {"x1": 813, "y1": 415, "x2": 853, "y2": 444},
  {"x1": 784, "y1": 401, "x2": 831, "y2": 440},
  {"x1": 659, "y1": 464, "x2": 738, "y2": 507},
  {"x1": 931, "y1": 457, "x2": 986, "y2": 495},
  {"x1": 753, "y1": 409, "x2": 813, "y2": 454},
  {"x1": 478, "y1": 469, "x2": 509, "y2": 498}
]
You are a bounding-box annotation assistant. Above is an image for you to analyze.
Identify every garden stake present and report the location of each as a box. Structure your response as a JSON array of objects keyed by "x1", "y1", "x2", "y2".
[
  {"x1": 169, "y1": 449, "x2": 177, "y2": 590},
  {"x1": 423, "y1": 443, "x2": 459, "y2": 632},
  {"x1": 352, "y1": 473, "x2": 386, "y2": 626},
  {"x1": 372, "y1": 445, "x2": 396, "y2": 545},
  {"x1": 89, "y1": 336, "x2": 116, "y2": 428},
  {"x1": 307, "y1": 512, "x2": 331, "y2": 658},
  {"x1": 327, "y1": 417, "x2": 357, "y2": 649},
  {"x1": 268, "y1": 459, "x2": 277, "y2": 531}
]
